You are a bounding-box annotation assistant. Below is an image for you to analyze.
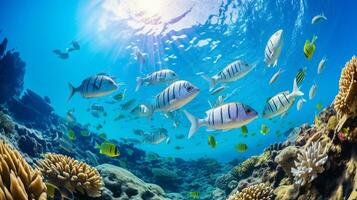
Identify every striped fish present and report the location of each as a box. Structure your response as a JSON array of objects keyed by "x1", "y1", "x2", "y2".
[
  {"x1": 295, "y1": 68, "x2": 306, "y2": 86},
  {"x1": 264, "y1": 29, "x2": 284, "y2": 67},
  {"x1": 202, "y1": 60, "x2": 254, "y2": 90},
  {"x1": 263, "y1": 79, "x2": 304, "y2": 119},
  {"x1": 183, "y1": 102, "x2": 258, "y2": 139},
  {"x1": 136, "y1": 69, "x2": 178, "y2": 91},
  {"x1": 68, "y1": 73, "x2": 119, "y2": 101},
  {"x1": 153, "y1": 80, "x2": 200, "y2": 113}
]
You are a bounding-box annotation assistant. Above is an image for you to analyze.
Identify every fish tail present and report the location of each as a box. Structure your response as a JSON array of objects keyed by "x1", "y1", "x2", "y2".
[
  {"x1": 201, "y1": 75, "x2": 216, "y2": 91},
  {"x1": 292, "y1": 78, "x2": 304, "y2": 97},
  {"x1": 135, "y1": 77, "x2": 143, "y2": 92},
  {"x1": 312, "y1": 35, "x2": 318, "y2": 43},
  {"x1": 183, "y1": 110, "x2": 201, "y2": 139},
  {"x1": 67, "y1": 82, "x2": 77, "y2": 102}
]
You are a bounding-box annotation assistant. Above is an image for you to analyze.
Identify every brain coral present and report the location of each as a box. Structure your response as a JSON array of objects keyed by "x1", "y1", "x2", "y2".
[
  {"x1": 36, "y1": 153, "x2": 103, "y2": 197},
  {"x1": 334, "y1": 56, "x2": 357, "y2": 130},
  {"x1": 0, "y1": 140, "x2": 47, "y2": 200},
  {"x1": 227, "y1": 183, "x2": 273, "y2": 200},
  {"x1": 291, "y1": 142, "x2": 328, "y2": 186}
]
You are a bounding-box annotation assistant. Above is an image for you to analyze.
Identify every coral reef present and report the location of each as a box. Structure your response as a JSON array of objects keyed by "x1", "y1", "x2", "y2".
[
  {"x1": 97, "y1": 164, "x2": 169, "y2": 200},
  {"x1": 0, "y1": 140, "x2": 47, "y2": 200},
  {"x1": 334, "y1": 56, "x2": 357, "y2": 130},
  {"x1": 291, "y1": 142, "x2": 328, "y2": 186},
  {"x1": 274, "y1": 146, "x2": 298, "y2": 176},
  {"x1": 0, "y1": 38, "x2": 25, "y2": 104},
  {"x1": 0, "y1": 111, "x2": 14, "y2": 134},
  {"x1": 226, "y1": 183, "x2": 273, "y2": 200},
  {"x1": 36, "y1": 153, "x2": 103, "y2": 197}
]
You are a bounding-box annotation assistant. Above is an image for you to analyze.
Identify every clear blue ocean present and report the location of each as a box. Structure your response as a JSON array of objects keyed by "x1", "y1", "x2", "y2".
[{"x1": 1, "y1": 0, "x2": 356, "y2": 164}]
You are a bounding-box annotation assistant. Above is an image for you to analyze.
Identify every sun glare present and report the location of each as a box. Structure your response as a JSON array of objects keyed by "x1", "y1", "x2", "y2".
[{"x1": 128, "y1": 0, "x2": 165, "y2": 16}]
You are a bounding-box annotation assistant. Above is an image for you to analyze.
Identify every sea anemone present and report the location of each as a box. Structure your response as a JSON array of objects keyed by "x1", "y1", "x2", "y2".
[
  {"x1": 36, "y1": 153, "x2": 103, "y2": 197},
  {"x1": 291, "y1": 142, "x2": 328, "y2": 186},
  {"x1": 227, "y1": 183, "x2": 273, "y2": 200},
  {"x1": 334, "y1": 56, "x2": 357, "y2": 130},
  {"x1": 0, "y1": 140, "x2": 47, "y2": 200}
]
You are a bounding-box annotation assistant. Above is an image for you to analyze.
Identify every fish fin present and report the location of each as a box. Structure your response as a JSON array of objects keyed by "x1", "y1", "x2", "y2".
[
  {"x1": 223, "y1": 129, "x2": 232, "y2": 132},
  {"x1": 67, "y1": 83, "x2": 76, "y2": 102},
  {"x1": 201, "y1": 75, "x2": 216, "y2": 91},
  {"x1": 206, "y1": 128, "x2": 215, "y2": 132},
  {"x1": 292, "y1": 78, "x2": 304, "y2": 97},
  {"x1": 183, "y1": 110, "x2": 200, "y2": 139},
  {"x1": 273, "y1": 59, "x2": 278, "y2": 67},
  {"x1": 322, "y1": 12, "x2": 327, "y2": 19},
  {"x1": 135, "y1": 77, "x2": 144, "y2": 92},
  {"x1": 208, "y1": 100, "x2": 213, "y2": 108}
]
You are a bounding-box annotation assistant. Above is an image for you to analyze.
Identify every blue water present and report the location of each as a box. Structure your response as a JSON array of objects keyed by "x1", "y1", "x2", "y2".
[{"x1": 1, "y1": 0, "x2": 356, "y2": 162}]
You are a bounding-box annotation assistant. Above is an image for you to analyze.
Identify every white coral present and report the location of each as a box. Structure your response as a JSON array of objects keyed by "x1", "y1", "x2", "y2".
[{"x1": 291, "y1": 142, "x2": 328, "y2": 186}]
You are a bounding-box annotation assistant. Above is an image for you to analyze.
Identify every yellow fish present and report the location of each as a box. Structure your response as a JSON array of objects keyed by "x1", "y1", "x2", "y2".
[
  {"x1": 235, "y1": 143, "x2": 248, "y2": 152},
  {"x1": 189, "y1": 191, "x2": 200, "y2": 199},
  {"x1": 314, "y1": 115, "x2": 321, "y2": 127},
  {"x1": 208, "y1": 135, "x2": 217, "y2": 148},
  {"x1": 260, "y1": 124, "x2": 270, "y2": 135},
  {"x1": 241, "y1": 125, "x2": 248, "y2": 135},
  {"x1": 316, "y1": 102, "x2": 323, "y2": 110},
  {"x1": 304, "y1": 35, "x2": 317, "y2": 60},
  {"x1": 95, "y1": 142, "x2": 120, "y2": 157},
  {"x1": 67, "y1": 129, "x2": 76, "y2": 141}
]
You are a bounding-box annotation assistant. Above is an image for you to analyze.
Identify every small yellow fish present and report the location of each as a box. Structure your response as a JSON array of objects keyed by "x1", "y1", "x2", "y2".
[
  {"x1": 314, "y1": 115, "x2": 321, "y2": 127},
  {"x1": 251, "y1": 132, "x2": 256, "y2": 136},
  {"x1": 189, "y1": 191, "x2": 200, "y2": 199},
  {"x1": 113, "y1": 89, "x2": 126, "y2": 101},
  {"x1": 241, "y1": 125, "x2": 248, "y2": 135},
  {"x1": 260, "y1": 124, "x2": 270, "y2": 135},
  {"x1": 304, "y1": 35, "x2": 317, "y2": 60},
  {"x1": 98, "y1": 132, "x2": 107, "y2": 139},
  {"x1": 67, "y1": 129, "x2": 76, "y2": 141},
  {"x1": 208, "y1": 135, "x2": 217, "y2": 148},
  {"x1": 316, "y1": 102, "x2": 323, "y2": 110},
  {"x1": 95, "y1": 142, "x2": 120, "y2": 157},
  {"x1": 235, "y1": 143, "x2": 248, "y2": 152}
]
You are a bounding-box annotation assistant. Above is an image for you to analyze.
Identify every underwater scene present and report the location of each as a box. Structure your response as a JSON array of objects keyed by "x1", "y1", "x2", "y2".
[{"x1": 0, "y1": 0, "x2": 357, "y2": 199}]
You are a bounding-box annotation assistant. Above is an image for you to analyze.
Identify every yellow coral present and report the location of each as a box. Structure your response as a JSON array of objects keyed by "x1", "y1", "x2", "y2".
[
  {"x1": 36, "y1": 153, "x2": 103, "y2": 197},
  {"x1": 232, "y1": 156, "x2": 259, "y2": 177},
  {"x1": 0, "y1": 140, "x2": 47, "y2": 200},
  {"x1": 227, "y1": 183, "x2": 273, "y2": 200},
  {"x1": 334, "y1": 56, "x2": 357, "y2": 130}
]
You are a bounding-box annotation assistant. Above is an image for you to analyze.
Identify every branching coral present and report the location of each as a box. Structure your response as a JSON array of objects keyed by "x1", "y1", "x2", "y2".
[
  {"x1": 334, "y1": 56, "x2": 357, "y2": 130},
  {"x1": 227, "y1": 183, "x2": 273, "y2": 200},
  {"x1": 0, "y1": 140, "x2": 47, "y2": 200},
  {"x1": 291, "y1": 142, "x2": 328, "y2": 186},
  {"x1": 36, "y1": 153, "x2": 103, "y2": 197}
]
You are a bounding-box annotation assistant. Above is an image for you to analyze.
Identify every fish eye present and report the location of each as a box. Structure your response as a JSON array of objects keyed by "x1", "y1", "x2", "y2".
[{"x1": 187, "y1": 86, "x2": 194, "y2": 92}]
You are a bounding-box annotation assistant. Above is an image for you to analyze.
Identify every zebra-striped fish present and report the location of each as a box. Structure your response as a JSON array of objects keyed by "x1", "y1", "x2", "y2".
[
  {"x1": 136, "y1": 69, "x2": 178, "y2": 91},
  {"x1": 149, "y1": 80, "x2": 199, "y2": 115},
  {"x1": 263, "y1": 78, "x2": 304, "y2": 119},
  {"x1": 295, "y1": 68, "x2": 306, "y2": 86},
  {"x1": 68, "y1": 73, "x2": 119, "y2": 101},
  {"x1": 183, "y1": 102, "x2": 258, "y2": 139},
  {"x1": 202, "y1": 60, "x2": 254, "y2": 90},
  {"x1": 264, "y1": 29, "x2": 283, "y2": 67}
]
